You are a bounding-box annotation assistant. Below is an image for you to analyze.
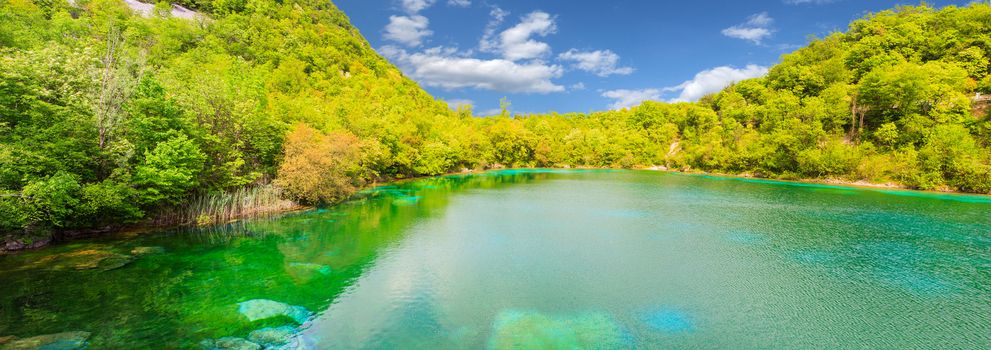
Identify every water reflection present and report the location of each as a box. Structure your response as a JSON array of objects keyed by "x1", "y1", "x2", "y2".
[{"x1": 0, "y1": 170, "x2": 989, "y2": 349}]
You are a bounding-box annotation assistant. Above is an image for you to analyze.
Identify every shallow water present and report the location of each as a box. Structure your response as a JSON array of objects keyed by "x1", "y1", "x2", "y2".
[{"x1": 1, "y1": 170, "x2": 990, "y2": 349}]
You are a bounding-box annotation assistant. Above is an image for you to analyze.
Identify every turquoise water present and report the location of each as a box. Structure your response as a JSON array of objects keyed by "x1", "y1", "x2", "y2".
[{"x1": 1, "y1": 170, "x2": 989, "y2": 349}]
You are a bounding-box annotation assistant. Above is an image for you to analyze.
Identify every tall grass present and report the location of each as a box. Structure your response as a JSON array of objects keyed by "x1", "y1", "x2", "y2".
[{"x1": 154, "y1": 185, "x2": 302, "y2": 227}]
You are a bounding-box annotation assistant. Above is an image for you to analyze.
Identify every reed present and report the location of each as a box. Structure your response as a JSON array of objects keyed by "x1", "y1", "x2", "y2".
[{"x1": 154, "y1": 185, "x2": 302, "y2": 227}]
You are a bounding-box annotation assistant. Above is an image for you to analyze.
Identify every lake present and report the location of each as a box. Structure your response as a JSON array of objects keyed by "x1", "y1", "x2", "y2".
[{"x1": 1, "y1": 169, "x2": 989, "y2": 349}]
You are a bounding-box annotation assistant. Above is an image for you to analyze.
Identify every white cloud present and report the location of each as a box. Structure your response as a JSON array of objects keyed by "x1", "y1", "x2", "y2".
[
  {"x1": 400, "y1": 0, "x2": 435, "y2": 14},
  {"x1": 384, "y1": 15, "x2": 433, "y2": 47},
  {"x1": 558, "y1": 49, "x2": 634, "y2": 77},
  {"x1": 482, "y1": 11, "x2": 557, "y2": 61},
  {"x1": 381, "y1": 46, "x2": 565, "y2": 93},
  {"x1": 479, "y1": 7, "x2": 510, "y2": 53},
  {"x1": 380, "y1": 6, "x2": 570, "y2": 95},
  {"x1": 722, "y1": 12, "x2": 774, "y2": 44},
  {"x1": 478, "y1": 108, "x2": 503, "y2": 116},
  {"x1": 570, "y1": 82, "x2": 586, "y2": 91},
  {"x1": 667, "y1": 64, "x2": 768, "y2": 102},
  {"x1": 602, "y1": 65, "x2": 769, "y2": 108},
  {"x1": 602, "y1": 89, "x2": 661, "y2": 110}
]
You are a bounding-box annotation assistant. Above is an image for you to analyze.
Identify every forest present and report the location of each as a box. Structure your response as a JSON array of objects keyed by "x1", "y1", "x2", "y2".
[{"x1": 2, "y1": 0, "x2": 990, "y2": 243}]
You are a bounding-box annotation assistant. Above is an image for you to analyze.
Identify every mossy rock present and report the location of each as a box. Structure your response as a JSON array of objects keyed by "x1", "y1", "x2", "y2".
[
  {"x1": 130, "y1": 246, "x2": 165, "y2": 256},
  {"x1": 24, "y1": 247, "x2": 132, "y2": 271},
  {"x1": 247, "y1": 326, "x2": 296, "y2": 348},
  {"x1": 0, "y1": 331, "x2": 90, "y2": 350},
  {"x1": 287, "y1": 262, "x2": 331, "y2": 275},
  {"x1": 237, "y1": 299, "x2": 312, "y2": 325},
  {"x1": 199, "y1": 337, "x2": 261, "y2": 350}
]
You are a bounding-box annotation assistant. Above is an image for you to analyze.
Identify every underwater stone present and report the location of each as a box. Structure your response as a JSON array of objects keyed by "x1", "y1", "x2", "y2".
[
  {"x1": 641, "y1": 308, "x2": 693, "y2": 333},
  {"x1": 391, "y1": 196, "x2": 421, "y2": 206},
  {"x1": 238, "y1": 299, "x2": 312, "y2": 324},
  {"x1": 0, "y1": 331, "x2": 91, "y2": 350},
  {"x1": 287, "y1": 262, "x2": 332, "y2": 275},
  {"x1": 95, "y1": 253, "x2": 133, "y2": 271},
  {"x1": 247, "y1": 326, "x2": 296, "y2": 348},
  {"x1": 488, "y1": 310, "x2": 630, "y2": 350},
  {"x1": 200, "y1": 337, "x2": 261, "y2": 350},
  {"x1": 25, "y1": 248, "x2": 133, "y2": 271},
  {"x1": 130, "y1": 246, "x2": 165, "y2": 256}
]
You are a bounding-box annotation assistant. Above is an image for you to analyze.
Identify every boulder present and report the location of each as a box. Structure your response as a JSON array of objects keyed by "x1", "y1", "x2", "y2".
[
  {"x1": 237, "y1": 299, "x2": 312, "y2": 324},
  {"x1": 1, "y1": 236, "x2": 52, "y2": 252},
  {"x1": 199, "y1": 337, "x2": 261, "y2": 350},
  {"x1": 0, "y1": 331, "x2": 90, "y2": 350},
  {"x1": 247, "y1": 326, "x2": 296, "y2": 348}
]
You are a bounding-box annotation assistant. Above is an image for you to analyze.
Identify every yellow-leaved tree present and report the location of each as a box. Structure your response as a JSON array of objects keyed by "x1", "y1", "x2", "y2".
[{"x1": 276, "y1": 124, "x2": 362, "y2": 204}]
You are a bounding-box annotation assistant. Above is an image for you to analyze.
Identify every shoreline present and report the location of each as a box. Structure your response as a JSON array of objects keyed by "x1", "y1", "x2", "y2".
[
  {"x1": 645, "y1": 167, "x2": 984, "y2": 196},
  {"x1": 3, "y1": 166, "x2": 988, "y2": 254}
]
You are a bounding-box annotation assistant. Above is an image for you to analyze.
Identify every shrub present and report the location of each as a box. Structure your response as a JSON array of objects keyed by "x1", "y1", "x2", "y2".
[
  {"x1": 134, "y1": 135, "x2": 206, "y2": 205},
  {"x1": 796, "y1": 140, "x2": 861, "y2": 177},
  {"x1": 21, "y1": 172, "x2": 81, "y2": 228},
  {"x1": 276, "y1": 124, "x2": 362, "y2": 204},
  {"x1": 0, "y1": 197, "x2": 29, "y2": 232}
]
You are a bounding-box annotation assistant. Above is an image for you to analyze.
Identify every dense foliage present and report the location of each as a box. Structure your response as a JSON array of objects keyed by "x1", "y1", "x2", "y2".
[{"x1": 1, "y1": 0, "x2": 990, "y2": 240}]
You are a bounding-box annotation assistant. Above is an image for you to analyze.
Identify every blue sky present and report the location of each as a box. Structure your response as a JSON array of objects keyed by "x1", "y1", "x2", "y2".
[{"x1": 337, "y1": 0, "x2": 974, "y2": 115}]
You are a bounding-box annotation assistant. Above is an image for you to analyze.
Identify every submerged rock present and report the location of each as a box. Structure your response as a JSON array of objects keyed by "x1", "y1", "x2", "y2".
[
  {"x1": 287, "y1": 262, "x2": 331, "y2": 276},
  {"x1": 0, "y1": 331, "x2": 90, "y2": 350},
  {"x1": 237, "y1": 299, "x2": 312, "y2": 324},
  {"x1": 641, "y1": 308, "x2": 694, "y2": 333},
  {"x1": 200, "y1": 337, "x2": 261, "y2": 350},
  {"x1": 247, "y1": 326, "x2": 296, "y2": 348},
  {"x1": 25, "y1": 247, "x2": 132, "y2": 271},
  {"x1": 130, "y1": 246, "x2": 165, "y2": 256},
  {"x1": 391, "y1": 195, "x2": 421, "y2": 206},
  {"x1": 488, "y1": 310, "x2": 630, "y2": 350}
]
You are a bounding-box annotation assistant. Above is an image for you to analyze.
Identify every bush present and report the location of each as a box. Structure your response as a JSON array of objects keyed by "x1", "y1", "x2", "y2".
[
  {"x1": 917, "y1": 124, "x2": 988, "y2": 190},
  {"x1": 948, "y1": 162, "x2": 991, "y2": 193},
  {"x1": 78, "y1": 181, "x2": 143, "y2": 226},
  {"x1": 21, "y1": 172, "x2": 81, "y2": 228},
  {"x1": 0, "y1": 197, "x2": 29, "y2": 232},
  {"x1": 276, "y1": 124, "x2": 362, "y2": 204},
  {"x1": 796, "y1": 140, "x2": 861, "y2": 177},
  {"x1": 134, "y1": 135, "x2": 206, "y2": 205}
]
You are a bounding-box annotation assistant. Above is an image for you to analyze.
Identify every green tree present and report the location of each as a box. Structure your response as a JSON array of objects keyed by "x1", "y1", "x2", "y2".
[{"x1": 134, "y1": 135, "x2": 206, "y2": 205}]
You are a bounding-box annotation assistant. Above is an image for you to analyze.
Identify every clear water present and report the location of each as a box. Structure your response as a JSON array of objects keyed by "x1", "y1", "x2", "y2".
[{"x1": 1, "y1": 170, "x2": 990, "y2": 349}]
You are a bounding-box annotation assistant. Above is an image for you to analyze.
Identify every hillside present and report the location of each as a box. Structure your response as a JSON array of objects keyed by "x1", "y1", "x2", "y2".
[
  {"x1": 485, "y1": 3, "x2": 991, "y2": 193},
  {"x1": 2, "y1": 1, "x2": 991, "y2": 247},
  {"x1": 0, "y1": 0, "x2": 464, "y2": 245}
]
